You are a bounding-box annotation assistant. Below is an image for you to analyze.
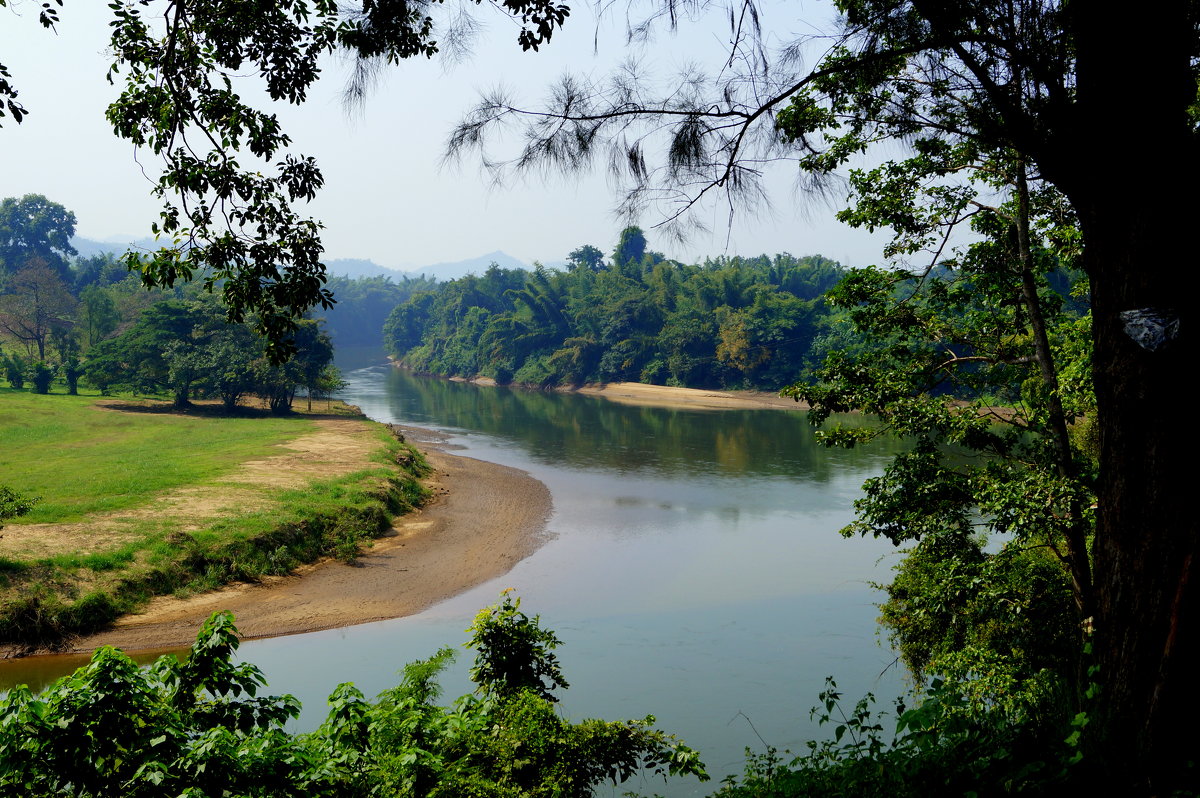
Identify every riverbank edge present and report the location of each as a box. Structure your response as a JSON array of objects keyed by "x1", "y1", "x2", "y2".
[
  {"x1": 392, "y1": 360, "x2": 811, "y2": 412},
  {"x1": 0, "y1": 413, "x2": 431, "y2": 657},
  {"x1": 43, "y1": 427, "x2": 553, "y2": 656}
]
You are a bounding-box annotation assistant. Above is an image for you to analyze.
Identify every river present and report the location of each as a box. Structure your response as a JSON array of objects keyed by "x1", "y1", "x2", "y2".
[{"x1": 1, "y1": 357, "x2": 910, "y2": 795}]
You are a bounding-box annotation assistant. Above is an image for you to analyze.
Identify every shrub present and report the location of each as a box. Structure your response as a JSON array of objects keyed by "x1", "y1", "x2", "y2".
[{"x1": 28, "y1": 361, "x2": 54, "y2": 394}]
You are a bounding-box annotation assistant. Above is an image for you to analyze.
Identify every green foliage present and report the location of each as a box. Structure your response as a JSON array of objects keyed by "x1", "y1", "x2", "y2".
[
  {"x1": 27, "y1": 361, "x2": 54, "y2": 394},
  {"x1": 0, "y1": 597, "x2": 706, "y2": 797},
  {"x1": 786, "y1": 143, "x2": 1096, "y2": 724},
  {"x1": 713, "y1": 678, "x2": 1083, "y2": 797},
  {"x1": 0, "y1": 485, "x2": 36, "y2": 531},
  {"x1": 0, "y1": 611, "x2": 307, "y2": 796},
  {"x1": 878, "y1": 535, "x2": 1076, "y2": 723},
  {"x1": 0, "y1": 194, "x2": 76, "y2": 282},
  {"x1": 386, "y1": 232, "x2": 845, "y2": 391},
  {"x1": 308, "y1": 591, "x2": 708, "y2": 796},
  {"x1": 465, "y1": 590, "x2": 568, "y2": 702},
  {"x1": 81, "y1": 296, "x2": 336, "y2": 412},
  {"x1": 2, "y1": 351, "x2": 25, "y2": 388}
]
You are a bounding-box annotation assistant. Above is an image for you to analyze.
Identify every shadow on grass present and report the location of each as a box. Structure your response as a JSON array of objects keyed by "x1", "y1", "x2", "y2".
[{"x1": 94, "y1": 398, "x2": 359, "y2": 421}]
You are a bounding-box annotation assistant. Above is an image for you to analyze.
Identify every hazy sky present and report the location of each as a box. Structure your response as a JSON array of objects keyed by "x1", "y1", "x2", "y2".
[{"x1": 1, "y1": 0, "x2": 891, "y2": 270}]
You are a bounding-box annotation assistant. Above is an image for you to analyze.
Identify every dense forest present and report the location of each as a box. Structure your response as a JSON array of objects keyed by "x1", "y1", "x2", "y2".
[
  {"x1": 384, "y1": 227, "x2": 845, "y2": 390},
  {"x1": 0, "y1": 194, "x2": 338, "y2": 412},
  {"x1": 319, "y1": 274, "x2": 436, "y2": 348}
]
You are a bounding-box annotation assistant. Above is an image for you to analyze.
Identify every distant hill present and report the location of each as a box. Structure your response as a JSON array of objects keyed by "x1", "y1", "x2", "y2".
[
  {"x1": 401, "y1": 250, "x2": 529, "y2": 281},
  {"x1": 74, "y1": 237, "x2": 531, "y2": 283},
  {"x1": 324, "y1": 258, "x2": 406, "y2": 280},
  {"x1": 71, "y1": 235, "x2": 160, "y2": 258},
  {"x1": 325, "y1": 252, "x2": 532, "y2": 280}
]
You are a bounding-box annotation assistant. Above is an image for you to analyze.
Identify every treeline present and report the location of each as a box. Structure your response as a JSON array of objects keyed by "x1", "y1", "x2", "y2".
[
  {"x1": 384, "y1": 227, "x2": 846, "y2": 390},
  {"x1": 318, "y1": 274, "x2": 436, "y2": 347},
  {"x1": 0, "y1": 194, "x2": 336, "y2": 411},
  {"x1": 85, "y1": 298, "x2": 339, "y2": 411}
]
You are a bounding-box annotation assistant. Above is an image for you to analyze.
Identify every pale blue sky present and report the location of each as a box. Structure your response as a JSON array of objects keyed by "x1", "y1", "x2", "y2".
[{"x1": 1, "y1": 0, "x2": 891, "y2": 270}]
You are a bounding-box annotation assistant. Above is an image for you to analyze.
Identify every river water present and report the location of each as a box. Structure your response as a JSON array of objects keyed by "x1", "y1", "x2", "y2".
[{"x1": 2, "y1": 358, "x2": 911, "y2": 795}]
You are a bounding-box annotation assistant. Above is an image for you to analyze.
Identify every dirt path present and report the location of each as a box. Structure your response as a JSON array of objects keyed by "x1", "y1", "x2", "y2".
[{"x1": 62, "y1": 429, "x2": 552, "y2": 653}]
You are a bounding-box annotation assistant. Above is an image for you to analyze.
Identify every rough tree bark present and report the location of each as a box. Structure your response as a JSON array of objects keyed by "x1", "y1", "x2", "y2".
[{"x1": 1064, "y1": 1, "x2": 1199, "y2": 788}]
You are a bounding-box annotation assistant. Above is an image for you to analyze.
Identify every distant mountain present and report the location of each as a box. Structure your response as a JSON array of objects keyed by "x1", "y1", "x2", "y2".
[
  {"x1": 399, "y1": 250, "x2": 530, "y2": 281},
  {"x1": 324, "y1": 258, "x2": 406, "y2": 279},
  {"x1": 327, "y1": 252, "x2": 531, "y2": 281},
  {"x1": 71, "y1": 235, "x2": 160, "y2": 258},
  {"x1": 70, "y1": 237, "x2": 532, "y2": 283}
]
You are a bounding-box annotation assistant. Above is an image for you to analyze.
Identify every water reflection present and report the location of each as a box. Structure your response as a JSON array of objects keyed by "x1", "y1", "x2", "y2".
[{"x1": 354, "y1": 365, "x2": 898, "y2": 483}]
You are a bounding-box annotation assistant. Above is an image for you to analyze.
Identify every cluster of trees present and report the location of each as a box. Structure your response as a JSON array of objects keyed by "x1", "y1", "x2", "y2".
[
  {"x1": 0, "y1": 194, "x2": 338, "y2": 412},
  {"x1": 385, "y1": 227, "x2": 844, "y2": 389},
  {"x1": 0, "y1": 594, "x2": 707, "y2": 796},
  {"x1": 85, "y1": 298, "x2": 340, "y2": 412}
]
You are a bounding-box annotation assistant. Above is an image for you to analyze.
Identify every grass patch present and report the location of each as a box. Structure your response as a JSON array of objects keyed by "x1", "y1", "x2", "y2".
[
  {"x1": 0, "y1": 388, "x2": 308, "y2": 523},
  {"x1": 0, "y1": 390, "x2": 431, "y2": 648}
]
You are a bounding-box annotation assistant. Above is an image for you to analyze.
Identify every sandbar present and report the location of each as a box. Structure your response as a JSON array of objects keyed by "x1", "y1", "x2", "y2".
[{"x1": 574, "y1": 381, "x2": 808, "y2": 411}]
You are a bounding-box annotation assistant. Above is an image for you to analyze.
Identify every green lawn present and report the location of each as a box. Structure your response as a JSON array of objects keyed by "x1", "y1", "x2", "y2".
[
  {"x1": 0, "y1": 388, "x2": 308, "y2": 523},
  {"x1": 0, "y1": 388, "x2": 430, "y2": 647}
]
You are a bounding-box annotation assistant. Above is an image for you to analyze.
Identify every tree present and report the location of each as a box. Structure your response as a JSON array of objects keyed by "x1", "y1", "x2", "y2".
[
  {"x1": 0, "y1": 260, "x2": 77, "y2": 360},
  {"x1": 77, "y1": 285, "x2": 121, "y2": 350},
  {"x1": 0, "y1": 194, "x2": 77, "y2": 284},
  {"x1": 784, "y1": 142, "x2": 1094, "y2": 726},
  {"x1": 611, "y1": 226, "x2": 648, "y2": 272},
  {"x1": 565, "y1": 243, "x2": 605, "y2": 272},
  {"x1": 254, "y1": 319, "x2": 336, "y2": 413},
  {"x1": 84, "y1": 299, "x2": 210, "y2": 404},
  {"x1": 446, "y1": 1, "x2": 1198, "y2": 786}
]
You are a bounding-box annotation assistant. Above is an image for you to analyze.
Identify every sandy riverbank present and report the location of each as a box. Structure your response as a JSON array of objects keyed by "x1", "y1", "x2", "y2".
[
  {"x1": 575, "y1": 381, "x2": 808, "y2": 411},
  {"x1": 60, "y1": 427, "x2": 552, "y2": 654}
]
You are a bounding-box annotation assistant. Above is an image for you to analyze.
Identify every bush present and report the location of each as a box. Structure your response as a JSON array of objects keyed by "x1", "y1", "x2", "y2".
[
  {"x1": 3, "y1": 353, "x2": 26, "y2": 388},
  {"x1": 29, "y1": 361, "x2": 55, "y2": 394},
  {"x1": 0, "y1": 596, "x2": 709, "y2": 797},
  {"x1": 712, "y1": 677, "x2": 1084, "y2": 797}
]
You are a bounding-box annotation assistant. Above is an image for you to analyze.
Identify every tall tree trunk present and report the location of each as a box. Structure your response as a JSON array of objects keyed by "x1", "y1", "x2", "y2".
[
  {"x1": 1013, "y1": 158, "x2": 1094, "y2": 622},
  {"x1": 1069, "y1": 2, "x2": 1199, "y2": 788}
]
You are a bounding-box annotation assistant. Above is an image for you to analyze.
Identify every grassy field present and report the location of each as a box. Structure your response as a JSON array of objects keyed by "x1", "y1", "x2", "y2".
[
  {"x1": 0, "y1": 390, "x2": 308, "y2": 523},
  {"x1": 0, "y1": 388, "x2": 429, "y2": 648}
]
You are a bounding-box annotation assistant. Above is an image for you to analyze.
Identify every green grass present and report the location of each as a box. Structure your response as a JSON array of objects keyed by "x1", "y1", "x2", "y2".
[
  {"x1": 0, "y1": 389, "x2": 431, "y2": 647},
  {"x1": 0, "y1": 388, "x2": 309, "y2": 523}
]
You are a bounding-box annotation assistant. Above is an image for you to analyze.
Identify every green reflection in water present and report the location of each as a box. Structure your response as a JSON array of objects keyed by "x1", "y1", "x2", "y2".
[{"x1": 369, "y1": 367, "x2": 902, "y2": 482}]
